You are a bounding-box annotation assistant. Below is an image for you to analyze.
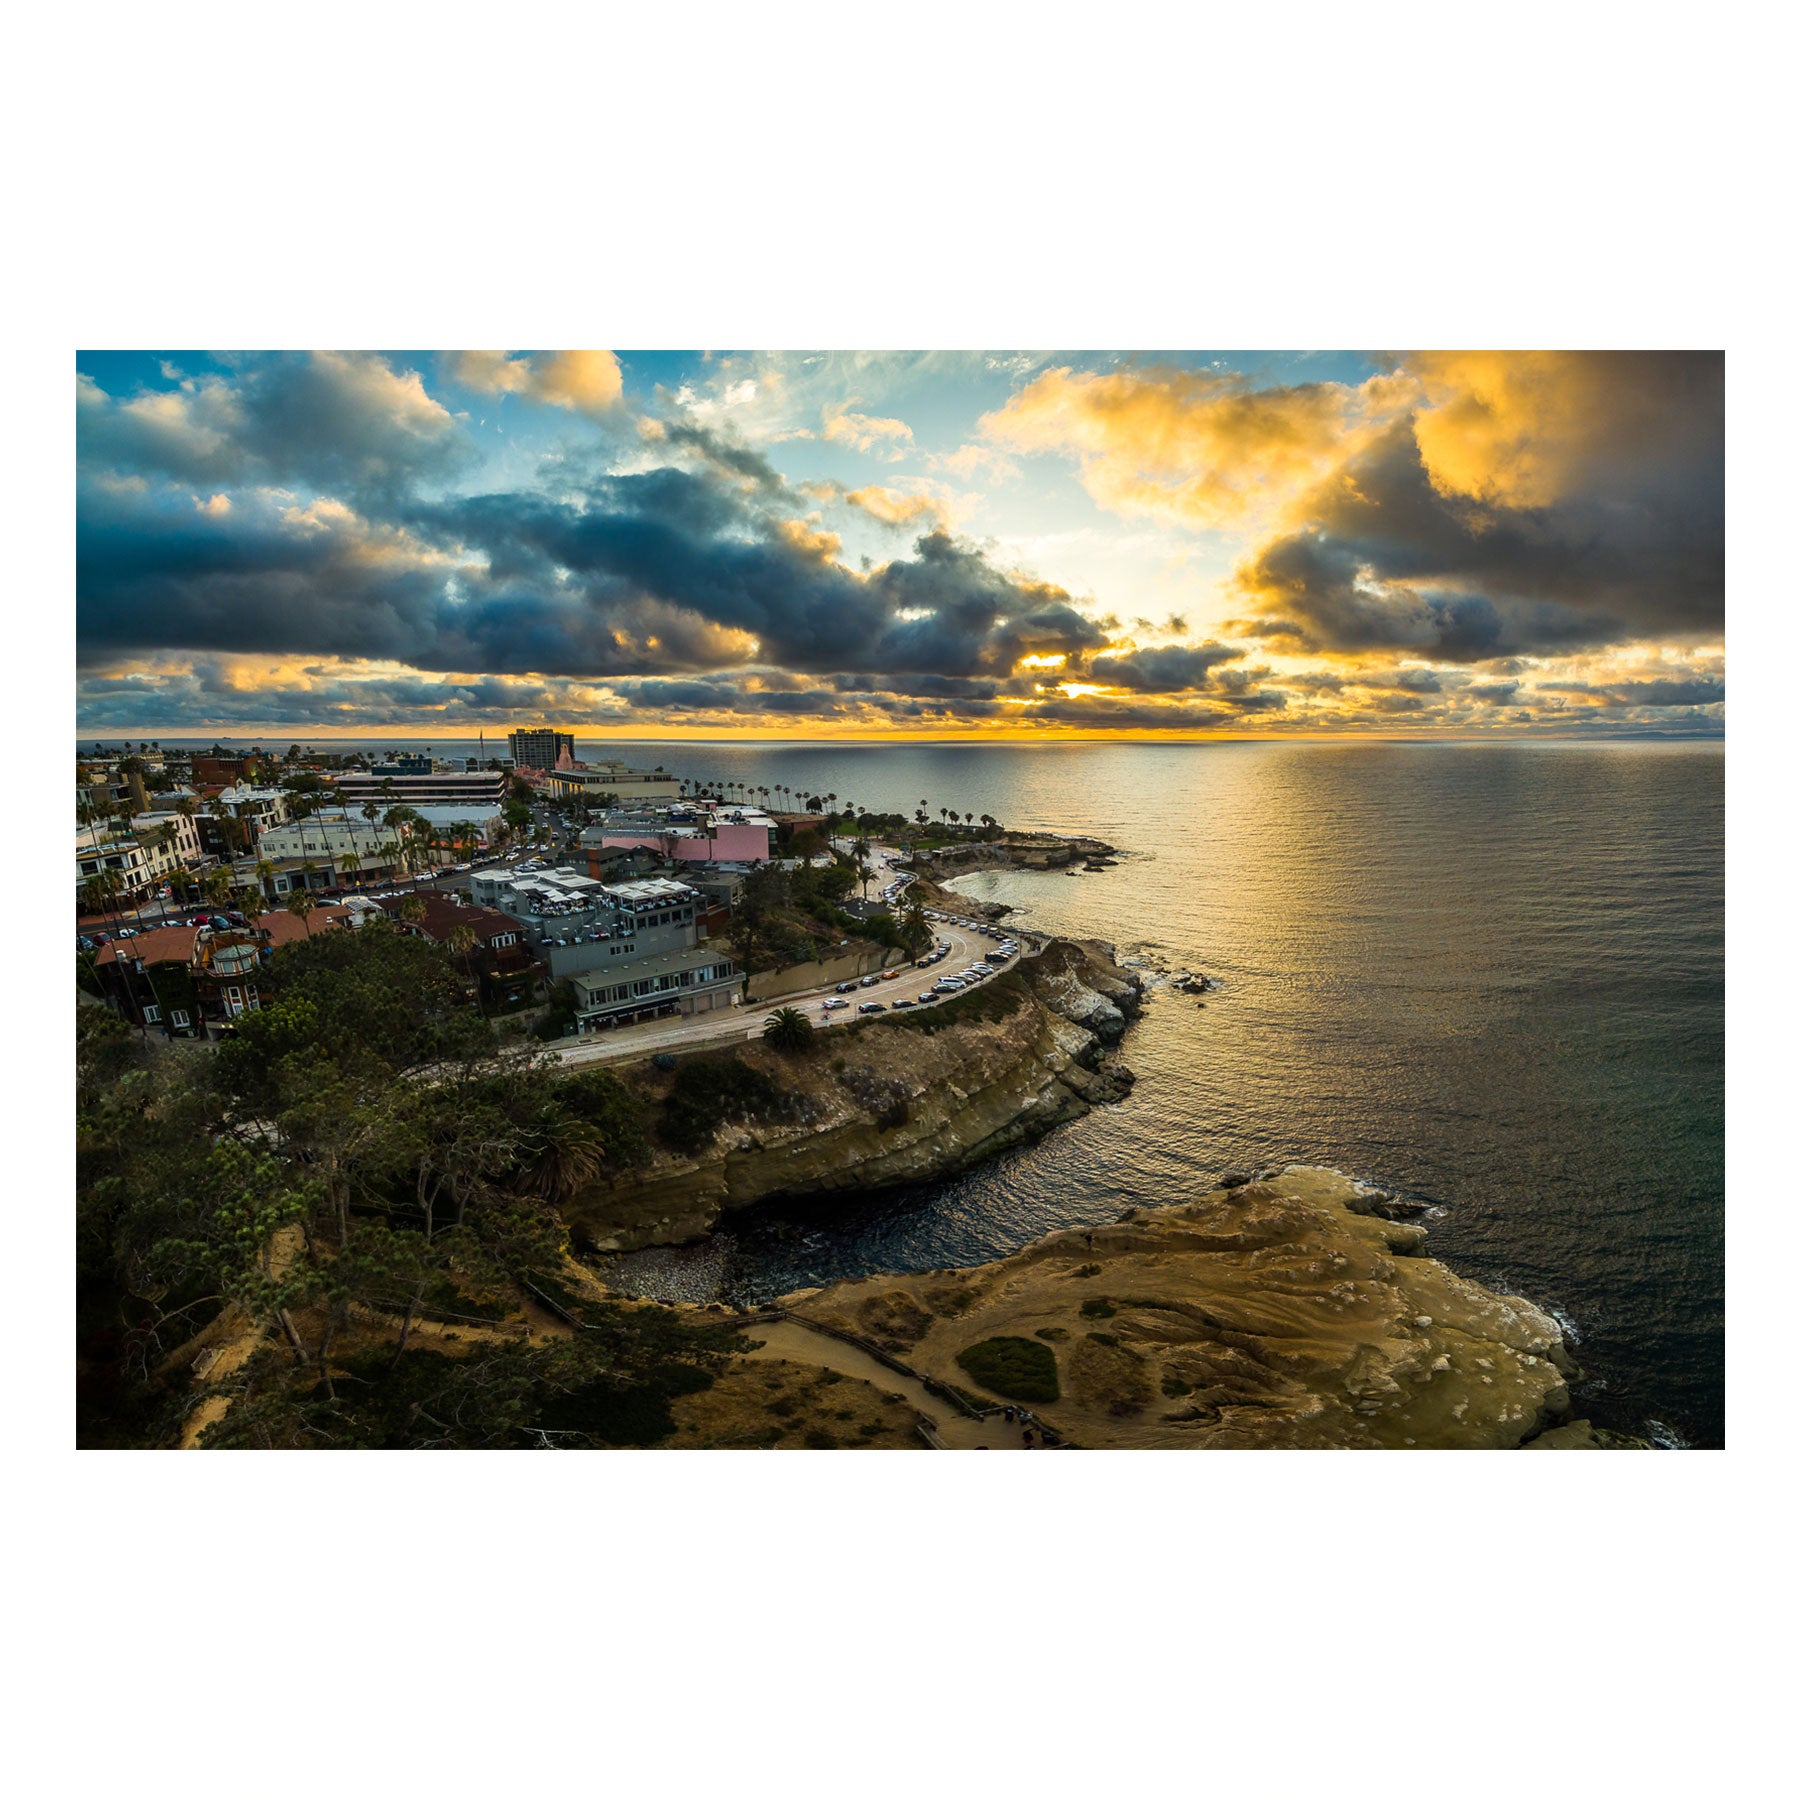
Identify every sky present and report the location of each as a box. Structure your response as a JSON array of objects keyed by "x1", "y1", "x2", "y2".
[{"x1": 75, "y1": 349, "x2": 1724, "y2": 739}]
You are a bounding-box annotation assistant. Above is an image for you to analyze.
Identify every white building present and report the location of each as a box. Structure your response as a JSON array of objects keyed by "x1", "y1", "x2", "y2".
[
  {"x1": 255, "y1": 816, "x2": 407, "y2": 886},
  {"x1": 543, "y1": 760, "x2": 682, "y2": 803},
  {"x1": 76, "y1": 831, "x2": 150, "y2": 898},
  {"x1": 213, "y1": 785, "x2": 293, "y2": 835},
  {"x1": 133, "y1": 809, "x2": 204, "y2": 865}
]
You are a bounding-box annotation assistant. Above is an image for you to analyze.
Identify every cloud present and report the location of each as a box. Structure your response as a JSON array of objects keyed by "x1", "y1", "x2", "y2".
[
  {"x1": 75, "y1": 351, "x2": 1725, "y2": 740},
  {"x1": 845, "y1": 484, "x2": 953, "y2": 530},
  {"x1": 822, "y1": 403, "x2": 914, "y2": 458},
  {"x1": 982, "y1": 362, "x2": 1403, "y2": 528},
  {"x1": 78, "y1": 353, "x2": 470, "y2": 499},
  {"x1": 449, "y1": 350, "x2": 624, "y2": 418},
  {"x1": 987, "y1": 353, "x2": 1724, "y2": 665},
  {"x1": 1084, "y1": 642, "x2": 1245, "y2": 691}
]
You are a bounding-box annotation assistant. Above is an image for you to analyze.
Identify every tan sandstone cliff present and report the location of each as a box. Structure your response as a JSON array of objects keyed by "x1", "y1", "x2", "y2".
[
  {"x1": 785, "y1": 1166, "x2": 1593, "y2": 1448},
  {"x1": 560, "y1": 940, "x2": 1144, "y2": 1254}
]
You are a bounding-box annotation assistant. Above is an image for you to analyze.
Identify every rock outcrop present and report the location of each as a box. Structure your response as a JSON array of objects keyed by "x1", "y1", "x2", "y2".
[
  {"x1": 786, "y1": 1167, "x2": 1594, "y2": 1449},
  {"x1": 562, "y1": 940, "x2": 1143, "y2": 1255}
]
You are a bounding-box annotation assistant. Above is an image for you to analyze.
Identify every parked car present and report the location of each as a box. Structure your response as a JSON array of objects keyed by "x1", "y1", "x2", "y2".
[
  {"x1": 857, "y1": 1001, "x2": 886, "y2": 1015},
  {"x1": 836, "y1": 981, "x2": 857, "y2": 993},
  {"x1": 822, "y1": 997, "x2": 849, "y2": 1011},
  {"x1": 859, "y1": 974, "x2": 881, "y2": 988},
  {"x1": 881, "y1": 968, "x2": 900, "y2": 981},
  {"x1": 892, "y1": 998, "x2": 915, "y2": 1009}
]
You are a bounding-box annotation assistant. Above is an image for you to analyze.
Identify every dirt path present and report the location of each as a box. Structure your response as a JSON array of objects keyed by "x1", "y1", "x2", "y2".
[{"x1": 743, "y1": 1319, "x2": 1042, "y2": 1449}]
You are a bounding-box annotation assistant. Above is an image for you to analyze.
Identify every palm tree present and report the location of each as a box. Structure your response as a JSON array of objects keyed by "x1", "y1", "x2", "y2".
[
  {"x1": 285, "y1": 890, "x2": 317, "y2": 936},
  {"x1": 399, "y1": 893, "x2": 427, "y2": 927},
  {"x1": 449, "y1": 922, "x2": 481, "y2": 1013},
  {"x1": 762, "y1": 1006, "x2": 814, "y2": 1053}
]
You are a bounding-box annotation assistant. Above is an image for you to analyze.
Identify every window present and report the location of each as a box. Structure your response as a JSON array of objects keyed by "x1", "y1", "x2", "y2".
[
  {"x1": 171, "y1": 1010, "x2": 190, "y2": 1029},
  {"x1": 143, "y1": 1005, "x2": 161, "y2": 1024}
]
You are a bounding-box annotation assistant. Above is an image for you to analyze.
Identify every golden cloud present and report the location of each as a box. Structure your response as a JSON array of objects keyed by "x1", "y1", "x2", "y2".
[
  {"x1": 1405, "y1": 350, "x2": 1690, "y2": 511},
  {"x1": 982, "y1": 364, "x2": 1404, "y2": 530},
  {"x1": 452, "y1": 349, "x2": 624, "y2": 417},
  {"x1": 822, "y1": 403, "x2": 914, "y2": 457},
  {"x1": 845, "y1": 484, "x2": 950, "y2": 530}
]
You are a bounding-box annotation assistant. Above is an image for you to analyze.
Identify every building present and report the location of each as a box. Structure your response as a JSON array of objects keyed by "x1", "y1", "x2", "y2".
[
  {"x1": 76, "y1": 830, "x2": 151, "y2": 900},
  {"x1": 212, "y1": 784, "x2": 293, "y2": 839},
  {"x1": 542, "y1": 759, "x2": 682, "y2": 804},
  {"x1": 566, "y1": 943, "x2": 739, "y2": 1031},
  {"x1": 89, "y1": 906, "x2": 353, "y2": 1037},
  {"x1": 507, "y1": 728, "x2": 575, "y2": 770},
  {"x1": 373, "y1": 892, "x2": 545, "y2": 1007},
  {"x1": 403, "y1": 805, "x2": 507, "y2": 849},
  {"x1": 191, "y1": 755, "x2": 249, "y2": 785},
  {"x1": 132, "y1": 809, "x2": 204, "y2": 866},
  {"x1": 332, "y1": 766, "x2": 507, "y2": 809},
  {"x1": 582, "y1": 803, "x2": 773, "y2": 867},
  {"x1": 469, "y1": 867, "x2": 733, "y2": 995},
  {"x1": 254, "y1": 816, "x2": 409, "y2": 888}
]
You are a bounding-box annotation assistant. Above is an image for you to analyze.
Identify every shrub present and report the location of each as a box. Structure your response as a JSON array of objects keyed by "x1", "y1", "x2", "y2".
[
  {"x1": 1080, "y1": 1298, "x2": 1117, "y2": 1319},
  {"x1": 1072, "y1": 1263, "x2": 1101, "y2": 1278},
  {"x1": 954, "y1": 1336, "x2": 1060, "y2": 1404},
  {"x1": 658, "y1": 1054, "x2": 792, "y2": 1154},
  {"x1": 802, "y1": 1427, "x2": 838, "y2": 1449}
]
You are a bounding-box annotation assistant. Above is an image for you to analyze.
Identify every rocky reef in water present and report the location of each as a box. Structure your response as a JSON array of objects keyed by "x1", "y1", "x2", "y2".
[
  {"x1": 783, "y1": 1166, "x2": 1621, "y2": 1449},
  {"x1": 562, "y1": 939, "x2": 1144, "y2": 1255}
]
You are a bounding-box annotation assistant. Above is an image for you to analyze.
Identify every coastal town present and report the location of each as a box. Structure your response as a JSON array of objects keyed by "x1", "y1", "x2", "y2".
[{"x1": 76, "y1": 732, "x2": 1072, "y2": 1050}]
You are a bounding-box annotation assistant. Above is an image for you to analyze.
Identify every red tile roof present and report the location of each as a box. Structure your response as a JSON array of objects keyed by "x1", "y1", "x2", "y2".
[
  {"x1": 91, "y1": 925, "x2": 198, "y2": 968},
  {"x1": 261, "y1": 905, "x2": 352, "y2": 948}
]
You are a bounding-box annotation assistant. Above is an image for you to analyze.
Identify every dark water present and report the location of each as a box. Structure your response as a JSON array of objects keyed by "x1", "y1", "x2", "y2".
[{"x1": 597, "y1": 739, "x2": 1725, "y2": 1448}]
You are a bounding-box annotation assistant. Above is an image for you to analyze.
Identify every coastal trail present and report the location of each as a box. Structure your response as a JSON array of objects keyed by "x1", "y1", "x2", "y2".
[{"x1": 743, "y1": 1318, "x2": 1033, "y2": 1449}]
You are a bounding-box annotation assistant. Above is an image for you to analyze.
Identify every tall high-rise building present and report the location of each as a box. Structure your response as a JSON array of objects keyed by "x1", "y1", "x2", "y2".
[{"x1": 507, "y1": 728, "x2": 575, "y2": 770}]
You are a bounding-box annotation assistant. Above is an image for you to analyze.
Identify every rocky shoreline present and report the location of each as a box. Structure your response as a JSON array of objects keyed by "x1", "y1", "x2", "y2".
[
  {"x1": 778, "y1": 1166, "x2": 1631, "y2": 1448},
  {"x1": 565, "y1": 938, "x2": 1145, "y2": 1255}
]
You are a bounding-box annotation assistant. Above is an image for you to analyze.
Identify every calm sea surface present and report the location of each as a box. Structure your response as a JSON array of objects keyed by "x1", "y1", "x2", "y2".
[{"x1": 123, "y1": 736, "x2": 1725, "y2": 1444}]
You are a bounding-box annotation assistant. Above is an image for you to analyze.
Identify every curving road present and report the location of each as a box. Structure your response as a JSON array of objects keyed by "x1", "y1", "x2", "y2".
[{"x1": 543, "y1": 847, "x2": 1035, "y2": 1070}]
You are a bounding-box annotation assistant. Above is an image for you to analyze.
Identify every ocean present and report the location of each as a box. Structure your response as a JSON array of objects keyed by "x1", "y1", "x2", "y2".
[{"x1": 111, "y1": 735, "x2": 1725, "y2": 1444}]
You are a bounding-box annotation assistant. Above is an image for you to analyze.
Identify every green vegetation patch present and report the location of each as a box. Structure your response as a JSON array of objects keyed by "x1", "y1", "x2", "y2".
[
  {"x1": 876, "y1": 968, "x2": 1030, "y2": 1036},
  {"x1": 658, "y1": 1052, "x2": 794, "y2": 1155},
  {"x1": 954, "y1": 1335, "x2": 1061, "y2": 1404}
]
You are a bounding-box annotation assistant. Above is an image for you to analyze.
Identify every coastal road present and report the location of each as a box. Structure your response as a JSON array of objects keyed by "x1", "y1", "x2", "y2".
[{"x1": 543, "y1": 861, "x2": 1033, "y2": 1070}]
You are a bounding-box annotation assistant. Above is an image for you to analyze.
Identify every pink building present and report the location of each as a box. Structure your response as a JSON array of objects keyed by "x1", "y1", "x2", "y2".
[{"x1": 590, "y1": 819, "x2": 771, "y2": 865}]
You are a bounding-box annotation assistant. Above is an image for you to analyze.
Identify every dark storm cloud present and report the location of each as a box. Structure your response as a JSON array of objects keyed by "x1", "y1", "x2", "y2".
[
  {"x1": 1537, "y1": 676, "x2": 1725, "y2": 707},
  {"x1": 654, "y1": 420, "x2": 789, "y2": 494},
  {"x1": 79, "y1": 394, "x2": 1110, "y2": 690},
  {"x1": 1235, "y1": 530, "x2": 1624, "y2": 662},
  {"x1": 1235, "y1": 354, "x2": 1724, "y2": 659},
  {"x1": 1084, "y1": 642, "x2": 1245, "y2": 692}
]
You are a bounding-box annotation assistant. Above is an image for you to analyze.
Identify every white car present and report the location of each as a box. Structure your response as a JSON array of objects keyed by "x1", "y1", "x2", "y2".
[{"x1": 821, "y1": 997, "x2": 849, "y2": 1011}]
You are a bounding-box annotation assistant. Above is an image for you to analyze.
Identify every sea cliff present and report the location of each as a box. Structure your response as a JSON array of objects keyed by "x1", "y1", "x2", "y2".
[{"x1": 562, "y1": 938, "x2": 1144, "y2": 1254}]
